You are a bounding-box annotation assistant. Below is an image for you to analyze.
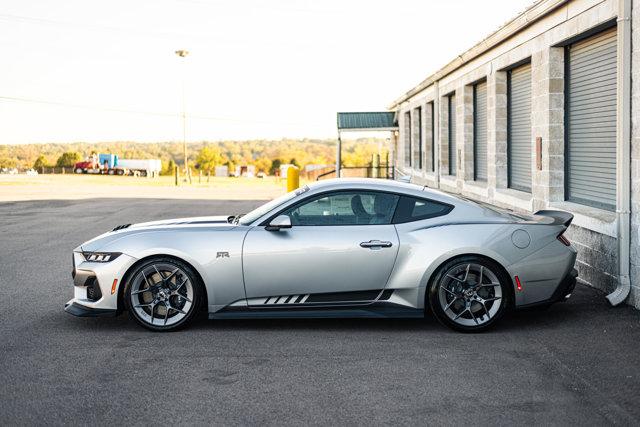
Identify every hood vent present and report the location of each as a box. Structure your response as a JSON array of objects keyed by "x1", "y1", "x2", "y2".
[{"x1": 112, "y1": 224, "x2": 131, "y2": 231}]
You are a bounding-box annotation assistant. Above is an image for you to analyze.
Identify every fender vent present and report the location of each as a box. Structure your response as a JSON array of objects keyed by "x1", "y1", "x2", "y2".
[{"x1": 379, "y1": 289, "x2": 393, "y2": 300}]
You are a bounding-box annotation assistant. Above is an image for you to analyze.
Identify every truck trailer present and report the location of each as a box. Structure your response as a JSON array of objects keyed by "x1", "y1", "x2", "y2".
[
  {"x1": 74, "y1": 154, "x2": 161, "y2": 177},
  {"x1": 116, "y1": 159, "x2": 162, "y2": 177}
]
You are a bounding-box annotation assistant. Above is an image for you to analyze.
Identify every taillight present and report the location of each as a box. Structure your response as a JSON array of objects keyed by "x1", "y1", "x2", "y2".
[{"x1": 557, "y1": 233, "x2": 570, "y2": 246}]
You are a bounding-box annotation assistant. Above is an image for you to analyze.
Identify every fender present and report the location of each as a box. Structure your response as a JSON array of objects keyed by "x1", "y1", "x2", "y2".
[{"x1": 99, "y1": 227, "x2": 250, "y2": 311}]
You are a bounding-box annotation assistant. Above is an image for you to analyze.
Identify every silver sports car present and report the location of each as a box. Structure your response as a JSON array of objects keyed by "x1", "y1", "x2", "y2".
[{"x1": 66, "y1": 178, "x2": 577, "y2": 332}]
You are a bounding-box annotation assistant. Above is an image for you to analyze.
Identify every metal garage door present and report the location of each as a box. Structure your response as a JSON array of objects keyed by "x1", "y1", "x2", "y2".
[
  {"x1": 429, "y1": 101, "x2": 435, "y2": 172},
  {"x1": 448, "y1": 94, "x2": 456, "y2": 175},
  {"x1": 474, "y1": 81, "x2": 488, "y2": 181},
  {"x1": 566, "y1": 27, "x2": 617, "y2": 210},
  {"x1": 415, "y1": 107, "x2": 423, "y2": 169},
  {"x1": 508, "y1": 63, "x2": 532, "y2": 192},
  {"x1": 404, "y1": 111, "x2": 411, "y2": 167}
]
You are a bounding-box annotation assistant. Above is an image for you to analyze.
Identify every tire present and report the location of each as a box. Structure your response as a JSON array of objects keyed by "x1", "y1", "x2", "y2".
[
  {"x1": 428, "y1": 256, "x2": 510, "y2": 333},
  {"x1": 124, "y1": 257, "x2": 203, "y2": 332},
  {"x1": 116, "y1": 169, "x2": 125, "y2": 176}
]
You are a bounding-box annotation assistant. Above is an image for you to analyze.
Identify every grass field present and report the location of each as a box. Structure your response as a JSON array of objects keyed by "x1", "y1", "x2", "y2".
[{"x1": 0, "y1": 174, "x2": 295, "y2": 201}]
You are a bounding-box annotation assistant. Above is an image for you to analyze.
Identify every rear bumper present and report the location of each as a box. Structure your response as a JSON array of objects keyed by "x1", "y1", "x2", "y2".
[
  {"x1": 64, "y1": 301, "x2": 118, "y2": 317},
  {"x1": 517, "y1": 268, "x2": 578, "y2": 309},
  {"x1": 549, "y1": 268, "x2": 578, "y2": 303}
]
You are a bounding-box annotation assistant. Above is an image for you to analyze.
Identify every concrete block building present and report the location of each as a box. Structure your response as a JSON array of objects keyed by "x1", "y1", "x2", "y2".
[{"x1": 389, "y1": 0, "x2": 639, "y2": 308}]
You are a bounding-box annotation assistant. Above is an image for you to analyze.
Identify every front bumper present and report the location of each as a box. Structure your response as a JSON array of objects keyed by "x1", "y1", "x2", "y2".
[
  {"x1": 64, "y1": 301, "x2": 118, "y2": 317},
  {"x1": 65, "y1": 251, "x2": 137, "y2": 316}
]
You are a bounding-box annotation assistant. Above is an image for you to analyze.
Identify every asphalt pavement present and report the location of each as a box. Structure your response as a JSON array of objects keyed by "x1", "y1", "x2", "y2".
[{"x1": 1, "y1": 198, "x2": 639, "y2": 426}]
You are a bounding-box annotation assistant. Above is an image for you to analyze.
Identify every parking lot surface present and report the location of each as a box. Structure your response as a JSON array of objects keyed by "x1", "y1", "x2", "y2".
[{"x1": 1, "y1": 198, "x2": 639, "y2": 425}]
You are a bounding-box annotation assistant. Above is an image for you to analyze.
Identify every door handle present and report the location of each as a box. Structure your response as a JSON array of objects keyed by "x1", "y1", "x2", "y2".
[{"x1": 359, "y1": 240, "x2": 393, "y2": 249}]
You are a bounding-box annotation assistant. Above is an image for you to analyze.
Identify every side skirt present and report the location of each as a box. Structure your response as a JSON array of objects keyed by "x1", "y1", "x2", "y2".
[{"x1": 210, "y1": 302, "x2": 424, "y2": 320}]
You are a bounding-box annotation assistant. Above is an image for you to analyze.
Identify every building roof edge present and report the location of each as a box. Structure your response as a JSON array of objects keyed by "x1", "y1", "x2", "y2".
[{"x1": 388, "y1": 0, "x2": 569, "y2": 110}]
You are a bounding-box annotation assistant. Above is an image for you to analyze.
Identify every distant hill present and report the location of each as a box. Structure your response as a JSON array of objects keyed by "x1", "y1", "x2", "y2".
[{"x1": 0, "y1": 138, "x2": 390, "y2": 171}]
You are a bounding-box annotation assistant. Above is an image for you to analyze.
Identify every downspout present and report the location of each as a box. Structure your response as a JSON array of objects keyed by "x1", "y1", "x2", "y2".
[{"x1": 607, "y1": 0, "x2": 632, "y2": 305}]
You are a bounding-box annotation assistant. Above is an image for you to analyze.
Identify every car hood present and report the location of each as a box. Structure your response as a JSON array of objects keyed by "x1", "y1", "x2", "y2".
[
  {"x1": 78, "y1": 215, "x2": 236, "y2": 252},
  {"x1": 126, "y1": 215, "x2": 232, "y2": 229}
]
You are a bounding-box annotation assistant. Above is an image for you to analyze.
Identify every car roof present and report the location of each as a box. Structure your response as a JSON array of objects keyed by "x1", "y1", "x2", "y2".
[{"x1": 306, "y1": 178, "x2": 463, "y2": 206}]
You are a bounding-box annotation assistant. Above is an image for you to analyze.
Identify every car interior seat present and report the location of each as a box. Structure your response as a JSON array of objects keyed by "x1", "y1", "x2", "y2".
[
  {"x1": 370, "y1": 195, "x2": 395, "y2": 224},
  {"x1": 350, "y1": 195, "x2": 371, "y2": 224}
]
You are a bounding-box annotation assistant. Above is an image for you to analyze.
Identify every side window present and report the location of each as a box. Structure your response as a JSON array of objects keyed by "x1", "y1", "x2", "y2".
[
  {"x1": 392, "y1": 196, "x2": 452, "y2": 223},
  {"x1": 282, "y1": 192, "x2": 399, "y2": 226}
]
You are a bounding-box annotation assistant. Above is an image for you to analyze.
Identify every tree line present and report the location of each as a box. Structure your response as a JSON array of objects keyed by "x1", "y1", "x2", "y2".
[{"x1": 0, "y1": 138, "x2": 389, "y2": 175}]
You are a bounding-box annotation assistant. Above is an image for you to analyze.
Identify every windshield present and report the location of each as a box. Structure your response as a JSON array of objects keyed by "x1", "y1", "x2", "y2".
[{"x1": 238, "y1": 185, "x2": 309, "y2": 225}]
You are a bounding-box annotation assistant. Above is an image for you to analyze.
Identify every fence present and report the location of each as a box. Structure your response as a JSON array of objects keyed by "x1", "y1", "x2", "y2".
[
  {"x1": 38, "y1": 167, "x2": 73, "y2": 174},
  {"x1": 315, "y1": 165, "x2": 394, "y2": 181}
]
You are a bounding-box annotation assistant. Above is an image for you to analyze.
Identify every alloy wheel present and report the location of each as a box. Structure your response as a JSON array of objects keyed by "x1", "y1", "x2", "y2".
[
  {"x1": 437, "y1": 262, "x2": 503, "y2": 327},
  {"x1": 129, "y1": 262, "x2": 194, "y2": 327}
]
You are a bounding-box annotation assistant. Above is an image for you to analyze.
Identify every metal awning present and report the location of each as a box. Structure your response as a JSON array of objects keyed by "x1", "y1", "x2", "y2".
[
  {"x1": 335, "y1": 112, "x2": 398, "y2": 178},
  {"x1": 337, "y1": 112, "x2": 397, "y2": 132}
]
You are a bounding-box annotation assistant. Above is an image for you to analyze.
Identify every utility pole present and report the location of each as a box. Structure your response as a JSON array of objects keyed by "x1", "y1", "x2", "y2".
[{"x1": 175, "y1": 49, "x2": 191, "y2": 184}]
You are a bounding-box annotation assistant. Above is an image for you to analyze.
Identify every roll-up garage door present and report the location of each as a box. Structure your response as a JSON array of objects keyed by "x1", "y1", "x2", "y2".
[
  {"x1": 404, "y1": 111, "x2": 411, "y2": 167},
  {"x1": 508, "y1": 63, "x2": 532, "y2": 192},
  {"x1": 566, "y1": 27, "x2": 617, "y2": 210},
  {"x1": 415, "y1": 107, "x2": 423, "y2": 170},
  {"x1": 474, "y1": 81, "x2": 488, "y2": 181},
  {"x1": 448, "y1": 94, "x2": 456, "y2": 175}
]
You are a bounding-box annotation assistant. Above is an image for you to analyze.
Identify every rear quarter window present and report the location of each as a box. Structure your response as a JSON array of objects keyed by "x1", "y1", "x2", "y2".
[{"x1": 392, "y1": 196, "x2": 453, "y2": 224}]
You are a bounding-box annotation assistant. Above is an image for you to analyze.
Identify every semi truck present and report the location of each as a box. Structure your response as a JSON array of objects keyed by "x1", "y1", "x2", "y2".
[{"x1": 74, "y1": 154, "x2": 161, "y2": 177}]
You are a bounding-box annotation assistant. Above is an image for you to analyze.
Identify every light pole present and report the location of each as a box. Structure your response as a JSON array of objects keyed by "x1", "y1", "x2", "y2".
[{"x1": 175, "y1": 49, "x2": 191, "y2": 184}]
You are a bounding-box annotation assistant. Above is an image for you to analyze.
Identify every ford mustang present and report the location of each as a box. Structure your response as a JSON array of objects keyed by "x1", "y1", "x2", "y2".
[{"x1": 66, "y1": 178, "x2": 577, "y2": 332}]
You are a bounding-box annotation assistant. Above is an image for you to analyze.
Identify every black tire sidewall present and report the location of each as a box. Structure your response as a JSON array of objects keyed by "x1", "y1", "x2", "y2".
[
  {"x1": 124, "y1": 257, "x2": 203, "y2": 332},
  {"x1": 428, "y1": 256, "x2": 510, "y2": 333}
]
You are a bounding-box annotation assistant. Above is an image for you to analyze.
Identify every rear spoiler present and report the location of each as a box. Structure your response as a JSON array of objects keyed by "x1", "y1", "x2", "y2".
[{"x1": 534, "y1": 210, "x2": 574, "y2": 227}]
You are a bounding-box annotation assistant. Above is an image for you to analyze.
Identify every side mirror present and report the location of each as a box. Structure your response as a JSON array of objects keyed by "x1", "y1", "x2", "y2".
[{"x1": 265, "y1": 215, "x2": 292, "y2": 231}]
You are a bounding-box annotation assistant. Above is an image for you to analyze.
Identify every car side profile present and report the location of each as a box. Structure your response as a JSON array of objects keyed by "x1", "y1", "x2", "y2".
[{"x1": 65, "y1": 178, "x2": 578, "y2": 332}]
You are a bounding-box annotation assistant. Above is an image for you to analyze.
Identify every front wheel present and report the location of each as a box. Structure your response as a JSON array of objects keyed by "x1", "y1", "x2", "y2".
[
  {"x1": 124, "y1": 257, "x2": 202, "y2": 331},
  {"x1": 428, "y1": 256, "x2": 510, "y2": 332}
]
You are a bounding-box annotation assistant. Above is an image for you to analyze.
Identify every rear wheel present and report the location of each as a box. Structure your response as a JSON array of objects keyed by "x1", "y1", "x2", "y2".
[
  {"x1": 124, "y1": 257, "x2": 202, "y2": 331},
  {"x1": 428, "y1": 256, "x2": 510, "y2": 332}
]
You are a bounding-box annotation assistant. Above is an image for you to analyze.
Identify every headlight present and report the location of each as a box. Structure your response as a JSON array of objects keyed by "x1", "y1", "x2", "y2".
[{"x1": 82, "y1": 252, "x2": 122, "y2": 263}]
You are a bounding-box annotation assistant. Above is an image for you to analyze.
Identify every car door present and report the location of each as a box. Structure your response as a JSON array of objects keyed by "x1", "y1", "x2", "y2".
[{"x1": 242, "y1": 191, "x2": 400, "y2": 305}]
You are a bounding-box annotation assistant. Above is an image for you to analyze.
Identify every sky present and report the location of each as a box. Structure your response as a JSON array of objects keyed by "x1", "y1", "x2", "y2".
[{"x1": 0, "y1": 0, "x2": 534, "y2": 144}]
